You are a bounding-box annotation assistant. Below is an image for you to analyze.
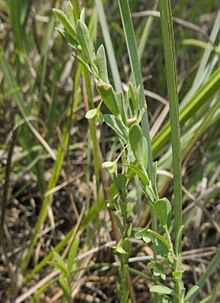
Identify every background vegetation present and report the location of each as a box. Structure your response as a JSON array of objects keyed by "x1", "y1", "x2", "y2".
[{"x1": 0, "y1": 0, "x2": 219, "y2": 302}]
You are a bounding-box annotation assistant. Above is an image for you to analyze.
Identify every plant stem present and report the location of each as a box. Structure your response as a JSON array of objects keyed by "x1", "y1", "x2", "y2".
[
  {"x1": 117, "y1": 3, "x2": 158, "y2": 301},
  {"x1": 158, "y1": 0, "x2": 182, "y2": 254},
  {"x1": 117, "y1": 0, "x2": 154, "y2": 182}
]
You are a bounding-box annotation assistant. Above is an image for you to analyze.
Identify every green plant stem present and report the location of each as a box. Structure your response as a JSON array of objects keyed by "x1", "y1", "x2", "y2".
[
  {"x1": 117, "y1": 0, "x2": 154, "y2": 182},
  {"x1": 117, "y1": 3, "x2": 157, "y2": 301},
  {"x1": 158, "y1": 0, "x2": 182, "y2": 253}
]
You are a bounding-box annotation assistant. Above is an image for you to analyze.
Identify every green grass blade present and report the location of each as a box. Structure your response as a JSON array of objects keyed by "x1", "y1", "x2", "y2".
[
  {"x1": 152, "y1": 67, "x2": 220, "y2": 155},
  {"x1": 158, "y1": 0, "x2": 182, "y2": 252},
  {"x1": 181, "y1": 10, "x2": 220, "y2": 107},
  {"x1": 9, "y1": 0, "x2": 28, "y2": 57},
  {"x1": 188, "y1": 250, "x2": 220, "y2": 303},
  {"x1": 95, "y1": 0, "x2": 121, "y2": 91},
  {"x1": 137, "y1": 1, "x2": 158, "y2": 60}
]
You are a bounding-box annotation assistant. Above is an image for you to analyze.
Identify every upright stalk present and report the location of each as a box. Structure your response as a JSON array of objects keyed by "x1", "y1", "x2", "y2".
[
  {"x1": 158, "y1": 0, "x2": 182, "y2": 253},
  {"x1": 159, "y1": 2, "x2": 184, "y2": 301},
  {"x1": 117, "y1": 2, "x2": 158, "y2": 302},
  {"x1": 117, "y1": 0, "x2": 154, "y2": 182}
]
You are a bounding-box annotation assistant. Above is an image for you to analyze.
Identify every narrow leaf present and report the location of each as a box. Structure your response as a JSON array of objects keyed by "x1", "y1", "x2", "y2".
[
  {"x1": 154, "y1": 198, "x2": 171, "y2": 226},
  {"x1": 129, "y1": 123, "x2": 148, "y2": 168},
  {"x1": 95, "y1": 44, "x2": 109, "y2": 83},
  {"x1": 76, "y1": 20, "x2": 95, "y2": 66},
  {"x1": 147, "y1": 229, "x2": 171, "y2": 250},
  {"x1": 175, "y1": 225, "x2": 184, "y2": 255},
  {"x1": 126, "y1": 164, "x2": 149, "y2": 186},
  {"x1": 67, "y1": 236, "x2": 79, "y2": 273},
  {"x1": 150, "y1": 285, "x2": 173, "y2": 295},
  {"x1": 53, "y1": 252, "x2": 68, "y2": 277},
  {"x1": 66, "y1": 1, "x2": 75, "y2": 27},
  {"x1": 104, "y1": 114, "x2": 127, "y2": 141},
  {"x1": 113, "y1": 174, "x2": 128, "y2": 193},
  {"x1": 52, "y1": 8, "x2": 76, "y2": 40},
  {"x1": 59, "y1": 275, "x2": 72, "y2": 303},
  {"x1": 127, "y1": 82, "x2": 139, "y2": 117},
  {"x1": 116, "y1": 92, "x2": 127, "y2": 125},
  {"x1": 96, "y1": 80, "x2": 119, "y2": 116},
  {"x1": 185, "y1": 285, "x2": 199, "y2": 302}
]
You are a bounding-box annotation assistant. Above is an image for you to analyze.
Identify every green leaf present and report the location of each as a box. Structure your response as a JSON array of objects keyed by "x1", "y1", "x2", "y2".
[
  {"x1": 76, "y1": 20, "x2": 95, "y2": 66},
  {"x1": 134, "y1": 228, "x2": 145, "y2": 239},
  {"x1": 126, "y1": 202, "x2": 133, "y2": 218},
  {"x1": 150, "y1": 285, "x2": 173, "y2": 295},
  {"x1": 96, "y1": 81, "x2": 119, "y2": 116},
  {"x1": 67, "y1": 236, "x2": 79, "y2": 274},
  {"x1": 102, "y1": 161, "x2": 117, "y2": 175},
  {"x1": 66, "y1": 1, "x2": 75, "y2": 27},
  {"x1": 59, "y1": 275, "x2": 72, "y2": 303},
  {"x1": 172, "y1": 270, "x2": 183, "y2": 278},
  {"x1": 155, "y1": 238, "x2": 169, "y2": 258},
  {"x1": 104, "y1": 114, "x2": 127, "y2": 141},
  {"x1": 150, "y1": 263, "x2": 166, "y2": 280},
  {"x1": 140, "y1": 183, "x2": 156, "y2": 206},
  {"x1": 116, "y1": 92, "x2": 127, "y2": 125},
  {"x1": 135, "y1": 228, "x2": 151, "y2": 243},
  {"x1": 185, "y1": 285, "x2": 199, "y2": 302},
  {"x1": 113, "y1": 242, "x2": 127, "y2": 255},
  {"x1": 94, "y1": 44, "x2": 109, "y2": 83},
  {"x1": 126, "y1": 223, "x2": 133, "y2": 238},
  {"x1": 127, "y1": 82, "x2": 139, "y2": 117},
  {"x1": 129, "y1": 123, "x2": 148, "y2": 168},
  {"x1": 126, "y1": 163, "x2": 156, "y2": 205},
  {"x1": 121, "y1": 238, "x2": 132, "y2": 263},
  {"x1": 175, "y1": 225, "x2": 184, "y2": 255},
  {"x1": 113, "y1": 174, "x2": 128, "y2": 193},
  {"x1": 85, "y1": 109, "x2": 97, "y2": 120},
  {"x1": 154, "y1": 198, "x2": 171, "y2": 226},
  {"x1": 122, "y1": 238, "x2": 131, "y2": 255},
  {"x1": 126, "y1": 164, "x2": 149, "y2": 186},
  {"x1": 80, "y1": 8, "x2": 85, "y2": 23},
  {"x1": 52, "y1": 8, "x2": 76, "y2": 40},
  {"x1": 147, "y1": 229, "x2": 171, "y2": 250},
  {"x1": 59, "y1": 30, "x2": 78, "y2": 50},
  {"x1": 52, "y1": 252, "x2": 68, "y2": 278}
]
